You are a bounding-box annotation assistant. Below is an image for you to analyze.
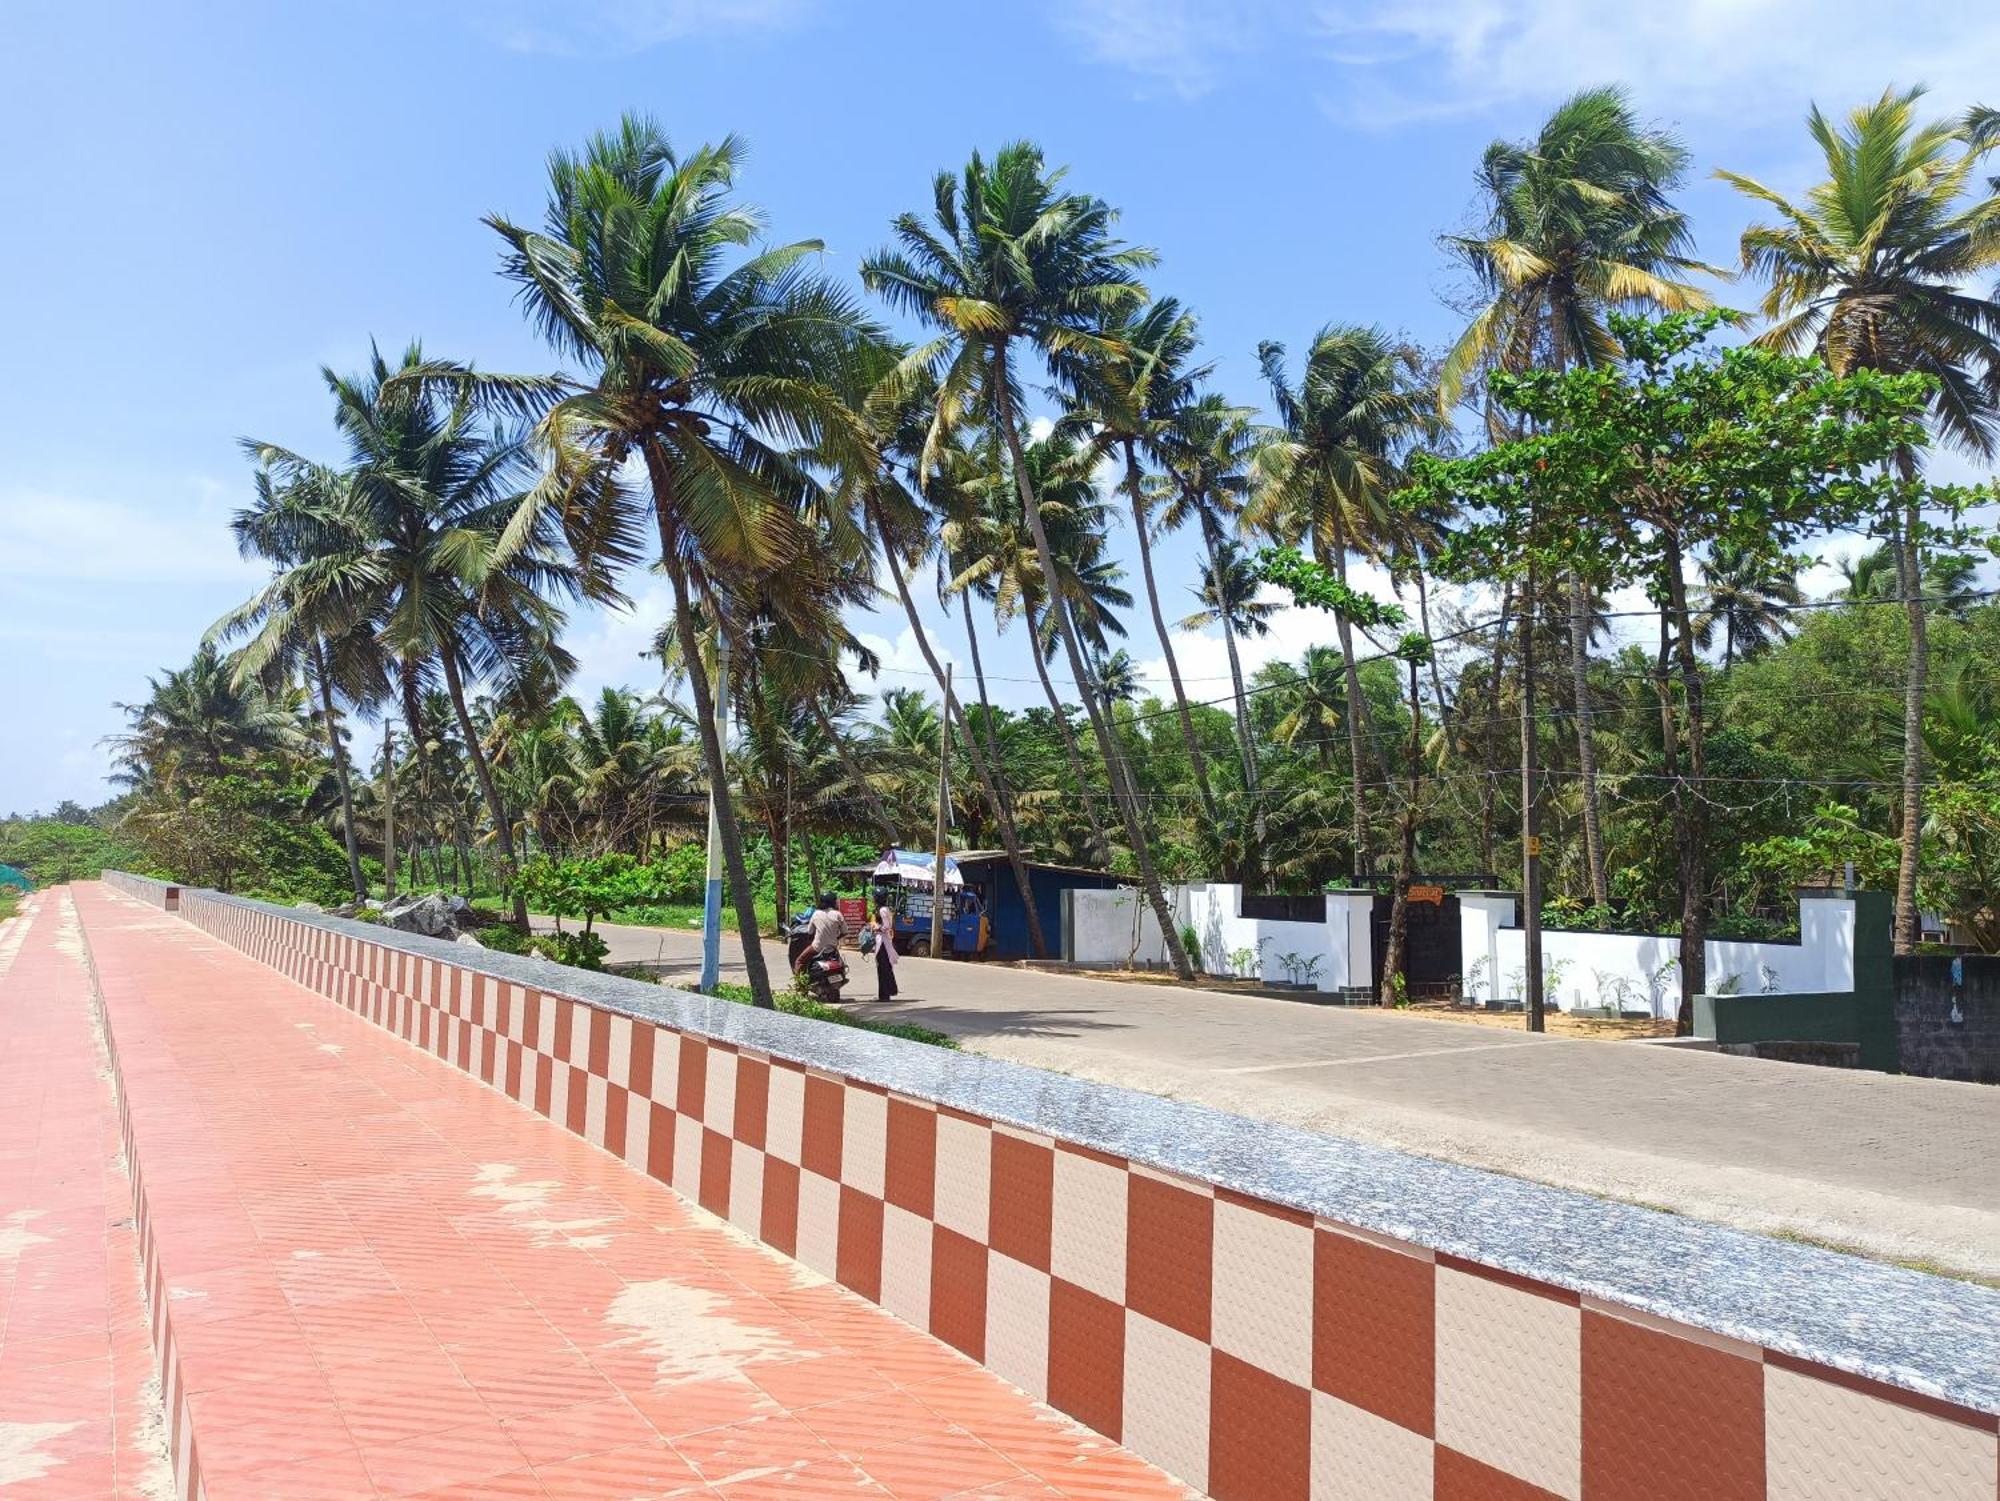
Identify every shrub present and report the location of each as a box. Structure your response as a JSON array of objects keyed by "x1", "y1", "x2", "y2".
[
  {"x1": 476, "y1": 924, "x2": 532, "y2": 954},
  {"x1": 531, "y1": 930, "x2": 609, "y2": 970}
]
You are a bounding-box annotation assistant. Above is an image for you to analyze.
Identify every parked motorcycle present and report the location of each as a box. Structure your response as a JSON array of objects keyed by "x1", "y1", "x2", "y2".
[{"x1": 787, "y1": 911, "x2": 851, "y2": 1003}]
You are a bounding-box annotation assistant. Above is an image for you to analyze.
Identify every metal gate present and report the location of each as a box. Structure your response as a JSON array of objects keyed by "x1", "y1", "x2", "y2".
[{"x1": 1371, "y1": 885, "x2": 1463, "y2": 996}]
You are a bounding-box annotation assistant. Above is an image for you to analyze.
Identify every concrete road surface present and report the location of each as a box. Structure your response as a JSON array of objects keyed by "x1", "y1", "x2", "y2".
[{"x1": 546, "y1": 915, "x2": 2000, "y2": 1281}]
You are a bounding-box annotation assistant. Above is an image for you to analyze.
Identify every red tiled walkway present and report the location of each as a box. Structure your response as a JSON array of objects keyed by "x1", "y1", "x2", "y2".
[
  {"x1": 68, "y1": 883, "x2": 1194, "y2": 1500},
  {"x1": 0, "y1": 891, "x2": 171, "y2": 1498}
]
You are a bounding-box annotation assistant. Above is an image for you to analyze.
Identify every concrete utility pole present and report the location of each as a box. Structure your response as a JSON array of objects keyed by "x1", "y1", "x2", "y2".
[
  {"x1": 382, "y1": 719, "x2": 397, "y2": 900},
  {"x1": 931, "y1": 663, "x2": 952, "y2": 960},
  {"x1": 700, "y1": 635, "x2": 730, "y2": 994},
  {"x1": 1520, "y1": 564, "x2": 1545, "y2": 1032}
]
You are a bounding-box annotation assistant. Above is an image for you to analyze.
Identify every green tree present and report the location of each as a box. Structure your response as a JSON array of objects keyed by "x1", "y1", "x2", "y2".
[
  {"x1": 1695, "y1": 541, "x2": 1805, "y2": 666},
  {"x1": 1442, "y1": 86, "x2": 1713, "y2": 910},
  {"x1": 249, "y1": 343, "x2": 579, "y2": 928},
  {"x1": 863, "y1": 143, "x2": 1192, "y2": 977},
  {"x1": 1411, "y1": 311, "x2": 1937, "y2": 1028},
  {"x1": 443, "y1": 118, "x2": 881, "y2": 1004},
  {"x1": 1252, "y1": 325, "x2": 1434, "y2": 876},
  {"x1": 1723, "y1": 85, "x2": 2000, "y2": 951}
]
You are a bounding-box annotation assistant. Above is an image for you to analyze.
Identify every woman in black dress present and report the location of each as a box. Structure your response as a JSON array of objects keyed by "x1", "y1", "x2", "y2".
[{"x1": 875, "y1": 903, "x2": 900, "y2": 1000}]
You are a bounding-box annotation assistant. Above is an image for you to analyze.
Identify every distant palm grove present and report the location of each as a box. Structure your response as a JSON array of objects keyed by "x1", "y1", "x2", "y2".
[{"x1": 20, "y1": 84, "x2": 1997, "y2": 1020}]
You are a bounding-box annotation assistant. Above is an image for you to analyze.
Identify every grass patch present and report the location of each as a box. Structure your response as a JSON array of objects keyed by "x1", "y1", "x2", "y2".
[
  {"x1": 709, "y1": 981, "x2": 958, "y2": 1049},
  {"x1": 0, "y1": 888, "x2": 19, "y2": 922},
  {"x1": 614, "y1": 900, "x2": 784, "y2": 934}
]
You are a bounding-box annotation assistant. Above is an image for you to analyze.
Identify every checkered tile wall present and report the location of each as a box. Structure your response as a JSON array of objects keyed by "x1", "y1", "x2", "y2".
[{"x1": 146, "y1": 882, "x2": 1997, "y2": 1501}]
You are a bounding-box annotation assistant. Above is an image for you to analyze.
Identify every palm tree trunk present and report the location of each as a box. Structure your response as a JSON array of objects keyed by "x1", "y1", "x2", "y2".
[
  {"x1": 1026, "y1": 604, "x2": 1113, "y2": 865},
  {"x1": 960, "y1": 592, "x2": 1006, "y2": 774},
  {"x1": 439, "y1": 649, "x2": 527, "y2": 927},
  {"x1": 958, "y1": 590, "x2": 1027, "y2": 852},
  {"x1": 670, "y1": 566, "x2": 776, "y2": 1005},
  {"x1": 1316, "y1": 518, "x2": 1374, "y2": 878},
  {"x1": 310, "y1": 635, "x2": 367, "y2": 901},
  {"x1": 1569, "y1": 572, "x2": 1609, "y2": 907},
  {"x1": 1895, "y1": 495, "x2": 1926, "y2": 954},
  {"x1": 1379, "y1": 658, "x2": 1423, "y2": 1005},
  {"x1": 873, "y1": 494, "x2": 1050, "y2": 959},
  {"x1": 994, "y1": 351, "x2": 1191, "y2": 980},
  {"x1": 767, "y1": 809, "x2": 790, "y2": 940},
  {"x1": 1126, "y1": 447, "x2": 1217, "y2": 823}
]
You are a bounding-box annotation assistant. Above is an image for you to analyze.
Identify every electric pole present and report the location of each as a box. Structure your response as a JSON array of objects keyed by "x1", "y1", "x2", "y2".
[
  {"x1": 1521, "y1": 564, "x2": 1544, "y2": 1032},
  {"x1": 931, "y1": 663, "x2": 952, "y2": 960},
  {"x1": 700, "y1": 634, "x2": 730, "y2": 994},
  {"x1": 382, "y1": 719, "x2": 397, "y2": 901}
]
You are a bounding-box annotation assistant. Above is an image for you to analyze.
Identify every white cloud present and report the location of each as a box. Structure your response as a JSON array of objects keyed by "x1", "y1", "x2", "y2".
[
  {"x1": 1053, "y1": 0, "x2": 2000, "y2": 123},
  {"x1": 0, "y1": 484, "x2": 261, "y2": 586},
  {"x1": 466, "y1": 0, "x2": 815, "y2": 54},
  {"x1": 1318, "y1": 0, "x2": 2000, "y2": 127},
  {"x1": 1049, "y1": 0, "x2": 1271, "y2": 99},
  {"x1": 563, "y1": 584, "x2": 677, "y2": 707}
]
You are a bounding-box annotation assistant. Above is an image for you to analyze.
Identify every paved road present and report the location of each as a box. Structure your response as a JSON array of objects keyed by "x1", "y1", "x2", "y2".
[{"x1": 559, "y1": 916, "x2": 2000, "y2": 1281}]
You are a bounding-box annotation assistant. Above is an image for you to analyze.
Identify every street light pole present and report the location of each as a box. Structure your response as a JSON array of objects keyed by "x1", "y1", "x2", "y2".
[{"x1": 699, "y1": 636, "x2": 730, "y2": 993}]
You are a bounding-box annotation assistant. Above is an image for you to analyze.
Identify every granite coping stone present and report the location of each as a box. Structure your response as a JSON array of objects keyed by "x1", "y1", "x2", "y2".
[{"x1": 171, "y1": 884, "x2": 2000, "y2": 1418}]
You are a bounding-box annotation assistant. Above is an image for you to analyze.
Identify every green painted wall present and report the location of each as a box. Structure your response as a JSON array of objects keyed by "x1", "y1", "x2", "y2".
[{"x1": 1694, "y1": 891, "x2": 1899, "y2": 1072}]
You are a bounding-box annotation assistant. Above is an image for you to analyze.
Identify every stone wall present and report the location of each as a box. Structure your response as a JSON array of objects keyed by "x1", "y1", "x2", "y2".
[
  {"x1": 1896, "y1": 955, "x2": 2000, "y2": 1085},
  {"x1": 106, "y1": 875, "x2": 2000, "y2": 1499}
]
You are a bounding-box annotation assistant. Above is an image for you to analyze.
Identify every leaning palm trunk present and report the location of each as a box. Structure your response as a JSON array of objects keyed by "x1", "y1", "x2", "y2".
[
  {"x1": 1126, "y1": 448, "x2": 1217, "y2": 824},
  {"x1": 808, "y1": 699, "x2": 899, "y2": 844},
  {"x1": 1026, "y1": 603, "x2": 1113, "y2": 865},
  {"x1": 995, "y1": 358, "x2": 1191, "y2": 980},
  {"x1": 310, "y1": 635, "x2": 367, "y2": 901},
  {"x1": 1569, "y1": 572, "x2": 1609, "y2": 906},
  {"x1": 665, "y1": 565, "x2": 777, "y2": 1007},
  {"x1": 439, "y1": 649, "x2": 527, "y2": 928},
  {"x1": 1895, "y1": 495, "x2": 1926, "y2": 954},
  {"x1": 874, "y1": 498, "x2": 1050, "y2": 959},
  {"x1": 1200, "y1": 518, "x2": 1267, "y2": 873},
  {"x1": 960, "y1": 593, "x2": 1006, "y2": 775},
  {"x1": 1315, "y1": 519, "x2": 1375, "y2": 878}
]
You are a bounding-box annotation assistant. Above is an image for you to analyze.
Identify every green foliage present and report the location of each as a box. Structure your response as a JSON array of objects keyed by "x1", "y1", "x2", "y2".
[
  {"x1": 0, "y1": 818, "x2": 151, "y2": 886},
  {"x1": 531, "y1": 930, "x2": 610, "y2": 970},
  {"x1": 1414, "y1": 311, "x2": 1944, "y2": 592},
  {"x1": 1745, "y1": 803, "x2": 1900, "y2": 893},
  {"x1": 510, "y1": 853, "x2": 688, "y2": 934},
  {"x1": 475, "y1": 924, "x2": 532, "y2": 954},
  {"x1": 125, "y1": 762, "x2": 351, "y2": 904},
  {"x1": 1256, "y1": 547, "x2": 1409, "y2": 627},
  {"x1": 710, "y1": 982, "x2": 958, "y2": 1049}
]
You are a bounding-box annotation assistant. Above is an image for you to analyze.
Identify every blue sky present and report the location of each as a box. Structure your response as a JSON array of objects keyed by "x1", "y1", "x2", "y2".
[{"x1": 3, "y1": 0, "x2": 1995, "y2": 813}]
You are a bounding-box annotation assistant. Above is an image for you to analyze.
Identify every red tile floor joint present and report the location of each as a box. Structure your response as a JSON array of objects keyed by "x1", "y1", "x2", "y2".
[{"x1": 62, "y1": 883, "x2": 1195, "y2": 1500}]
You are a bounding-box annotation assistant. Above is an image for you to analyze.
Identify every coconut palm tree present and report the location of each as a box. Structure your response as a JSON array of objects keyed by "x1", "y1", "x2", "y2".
[
  {"x1": 1095, "y1": 650, "x2": 1140, "y2": 714},
  {"x1": 109, "y1": 644, "x2": 304, "y2": 792},
  {"x1": 210, "y1": 464, "x2": 388, "y2": 900},
  {"x1": 249, "y1": 343, "x2": 579, "y2": 927},
  {"x1": 1722, "y1": 85, "x2": 2000, "y2": 951},
  {"x1": 1271, "y1": 646, "x2": 1349, "y2": 771},
  {"x1": 418, "y1": 118, "x2": 880, "y2": 1002},
  {"x1": 1252, "y1": 324, "x2": 1434, "y2": 877},
  {"x1": 1062, "y1": 298, "x2": 1220, "y2": 821},
  {"x1": 1442, "y1": 86, "x2": 1712, "y2": 910},
  {"x1": 1180, "y1": 539, "x2": 1278, "y2": 810},
  {"x1": 1696, "y1": 542, "x2": 1805, "y2": 666},
  {"x1": 862, "y1": 142, "x2": 1192, "y2": 978}
]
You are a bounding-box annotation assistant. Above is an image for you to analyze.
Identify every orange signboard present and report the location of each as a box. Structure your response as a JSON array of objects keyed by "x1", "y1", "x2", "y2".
[{"x1": 1407, "y1": 884, "x2": 1446, "y2": 905}]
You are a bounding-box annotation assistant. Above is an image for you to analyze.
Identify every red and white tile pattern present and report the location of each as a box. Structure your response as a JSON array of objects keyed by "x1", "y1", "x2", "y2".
[{"x1": 125, "y1": 880, "x2": 2000, "y2": 1500}]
